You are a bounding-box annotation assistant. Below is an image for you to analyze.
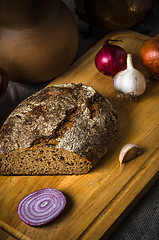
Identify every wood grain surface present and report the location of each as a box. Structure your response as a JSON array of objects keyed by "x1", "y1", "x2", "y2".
[{"x1": 0, "y1": 30, "x2": 159, "y2": 240}]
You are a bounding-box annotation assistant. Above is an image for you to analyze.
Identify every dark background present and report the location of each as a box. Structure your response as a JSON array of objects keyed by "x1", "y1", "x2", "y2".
[{"x1": 0, "y1": 0, "x2": 159, "y2": 239}]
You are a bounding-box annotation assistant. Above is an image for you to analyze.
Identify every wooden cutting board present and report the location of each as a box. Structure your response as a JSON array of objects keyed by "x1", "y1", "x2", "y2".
[{"x1": 0, "y1": 30, "x2": 159, "y2": 240}]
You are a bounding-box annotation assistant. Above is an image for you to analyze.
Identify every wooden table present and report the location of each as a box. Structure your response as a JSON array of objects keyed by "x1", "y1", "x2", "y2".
[{"x1": 0, "y1": 30, "x2": 159, "y2": 240}]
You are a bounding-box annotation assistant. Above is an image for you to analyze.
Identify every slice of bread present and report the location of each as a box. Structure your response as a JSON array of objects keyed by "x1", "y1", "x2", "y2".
[{"x1": 0, "y1": 83, "x2": 118, "y2": 175}]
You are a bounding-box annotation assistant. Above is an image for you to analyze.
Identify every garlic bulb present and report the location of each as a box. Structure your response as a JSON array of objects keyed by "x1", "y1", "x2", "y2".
[{"x1": 113, "y1": 54, "x2": 146, "y2": 99}]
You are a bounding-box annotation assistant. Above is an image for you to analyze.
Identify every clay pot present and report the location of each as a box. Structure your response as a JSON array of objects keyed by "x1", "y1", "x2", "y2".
[
  {"x1": 75, "y1": 0, "x2": 154, "y2": 30},
  {"x1": 0, "y1": 0, "x2": 78, "y2": 83}
]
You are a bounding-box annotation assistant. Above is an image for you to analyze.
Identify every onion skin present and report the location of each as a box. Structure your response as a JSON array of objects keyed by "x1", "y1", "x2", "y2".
[
  {"x1": 140, "y1": 36, "x2": 159, "y2": 78},
  {"x1": 95, "y1": 39, "x2": 127, "y2": 77}
]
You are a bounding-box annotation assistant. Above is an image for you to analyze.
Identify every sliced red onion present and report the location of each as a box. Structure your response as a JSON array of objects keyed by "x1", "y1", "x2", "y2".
[{"x1": 17, "y1": 188, "x2": 66, "y2": 226}]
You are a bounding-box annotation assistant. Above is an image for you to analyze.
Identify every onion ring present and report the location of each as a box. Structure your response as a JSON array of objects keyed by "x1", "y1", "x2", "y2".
[{"x1": 17, "y1": 188, "x2": 66, "y2": 226}]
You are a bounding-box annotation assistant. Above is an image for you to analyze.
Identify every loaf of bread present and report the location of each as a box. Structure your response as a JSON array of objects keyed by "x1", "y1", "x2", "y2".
[{"x1": 0, "y1": 83, "x2": 118, "y2": 175}]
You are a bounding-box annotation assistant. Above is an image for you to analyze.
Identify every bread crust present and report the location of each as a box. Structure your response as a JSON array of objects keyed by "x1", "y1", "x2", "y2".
[{"x1": 0, "y1": 83, "x2": 118, "y2": 175}]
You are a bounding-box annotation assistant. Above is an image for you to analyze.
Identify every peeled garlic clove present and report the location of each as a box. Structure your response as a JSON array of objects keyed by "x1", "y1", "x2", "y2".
[
  {"x1": 119, "y1": 143, "x2": 141, "y2": 164},
  {"x1": 113, "y1": 54, "x2": 146, "y2": 98}
]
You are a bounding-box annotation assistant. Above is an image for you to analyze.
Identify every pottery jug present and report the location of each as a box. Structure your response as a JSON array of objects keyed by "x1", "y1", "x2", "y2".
[{"x1": 0, "y1": 0, "x2": 78, "y2": 83}]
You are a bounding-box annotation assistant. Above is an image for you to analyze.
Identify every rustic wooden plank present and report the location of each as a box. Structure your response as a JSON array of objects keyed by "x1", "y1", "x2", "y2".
[
  {"x1": 0, "y1": 220, "x2": 31, "y2": 240},
  {"x1": 0, "y1": 30, "x2": 159, "y2": 240}
]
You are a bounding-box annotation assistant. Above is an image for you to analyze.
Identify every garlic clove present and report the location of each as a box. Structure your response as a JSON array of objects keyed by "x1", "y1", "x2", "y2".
[
  {"x1": 119, "y1": 143, "x2": 141, "y2": 165},
  {"x1": 113, "y1": 54, "x2": 146, "y2": 99}
]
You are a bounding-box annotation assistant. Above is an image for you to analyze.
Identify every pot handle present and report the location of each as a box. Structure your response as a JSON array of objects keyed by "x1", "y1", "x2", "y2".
[{"x1": 0, "y1": 67, "x2": 8, "y2": 98}]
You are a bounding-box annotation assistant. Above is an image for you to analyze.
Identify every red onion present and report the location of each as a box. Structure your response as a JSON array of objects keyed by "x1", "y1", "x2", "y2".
[
  {"x1": 17, "y1": 188, "x2": 66, "y2": 226},
  {"x1": 95, "y1": 39, "x2": 127, "y2": 77}
]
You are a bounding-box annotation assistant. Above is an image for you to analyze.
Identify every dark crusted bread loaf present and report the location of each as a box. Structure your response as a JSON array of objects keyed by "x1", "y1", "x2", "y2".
[{"x1": 0, "y1": 83, "x2": 118, "y2": 175}]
